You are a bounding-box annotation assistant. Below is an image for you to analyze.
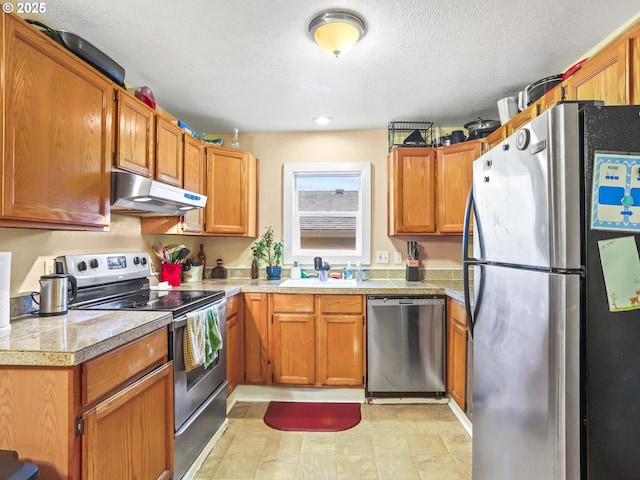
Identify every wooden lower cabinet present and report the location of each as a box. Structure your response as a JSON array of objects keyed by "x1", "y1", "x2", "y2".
[
  {"x1": 446, "y1": 298, "x2": 468, "y2": 410},
  {"x1": 0, "y1": 328, "x2": 173, "y2": 480},
  {"x1": 82, "y1": 362, "x2": 173, "y2": 480},
  {"x1": 271, "y1": 294, "x2": 316, "y2": 385},
  {"x1": 243, "y1": 293, "x2": 270, "y2": 384},
  {"x1": 316, "y1": 295, "x2": 365, "y2": 386},
  {"x1": 226, "y1": 295, "x2": 243, "y2": 393},
  {"x1": 240, "y1": 293, "x2": 366, "y2": 388}
]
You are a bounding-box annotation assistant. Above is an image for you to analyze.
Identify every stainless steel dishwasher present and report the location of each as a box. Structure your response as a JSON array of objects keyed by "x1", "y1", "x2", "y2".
[{"x1": 367, "y1": 295, "x2": 445, "y2": 396}]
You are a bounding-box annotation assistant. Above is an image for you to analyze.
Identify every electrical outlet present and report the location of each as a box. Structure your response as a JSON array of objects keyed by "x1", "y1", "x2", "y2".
[
  {"x1": 44, "y1": 259, "x2": 56, "y2": 275},
  {"x1": 376, "y1": 251, "x2": 389, "y2": 264},
  {"x1": 394, "y1": 251, "x2": 403, "y2": 264}
]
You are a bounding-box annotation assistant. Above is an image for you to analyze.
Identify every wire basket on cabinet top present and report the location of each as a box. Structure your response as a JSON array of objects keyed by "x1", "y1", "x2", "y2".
[{"x1": 388, "y1": 121, "x2": 434, "y2": 152}]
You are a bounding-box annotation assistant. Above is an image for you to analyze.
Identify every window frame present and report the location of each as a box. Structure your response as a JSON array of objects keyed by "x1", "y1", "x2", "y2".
[{"x1": 283, "y1": 162, "x2": 371, "y2": 266}]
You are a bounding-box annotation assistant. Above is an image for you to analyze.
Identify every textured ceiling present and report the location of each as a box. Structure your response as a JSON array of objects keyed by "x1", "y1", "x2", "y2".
[{"x1": 36, "y1": 1, "x2": 640, "y2": 135}]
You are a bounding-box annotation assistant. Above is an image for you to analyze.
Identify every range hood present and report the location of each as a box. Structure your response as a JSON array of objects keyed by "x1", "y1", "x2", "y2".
[{"x1": 110, "y1": 171, "x2": 207, "y2": 216}]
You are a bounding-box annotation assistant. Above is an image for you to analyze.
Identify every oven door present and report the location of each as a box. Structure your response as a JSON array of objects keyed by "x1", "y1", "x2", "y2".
[{"x1": 171, "y1": 297, "x2": 227, "y2": 431}]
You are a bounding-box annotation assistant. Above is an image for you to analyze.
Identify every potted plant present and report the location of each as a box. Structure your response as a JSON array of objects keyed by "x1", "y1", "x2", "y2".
[{"x1": 252, "y1": 226, "x2": 284, "y2": 280}]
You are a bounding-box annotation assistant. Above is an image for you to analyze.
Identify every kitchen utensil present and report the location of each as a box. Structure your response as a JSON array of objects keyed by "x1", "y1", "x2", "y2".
[
  {"x1": 562, "y1": 58, "x2": 588, "y2": 80},
  {"x1": 441, "y1": 135, "x2": 452, "y2": 146},
  {"x1": 450, "y1": 130, "x2": 467, "y2": 144},
  {"x1": 175, "y1": 247, "x2": 190, "y2": 264},
  {"x1": 517, "y1": 90, "x2": 526, "y2": 112},
  {"x1": 31, "y1": 273, "x2": 78, "y2": 316},
  {"x1": 403, "y1": 129, "x2": 427, "y2": 146},
  {"x1": 524, "y1": 74, "x2": 563, "y2": 106},
  {"x1": 497, "y1": 96, "x2": 518, "y2": 124},
  {"x1": 25, "y1": 19, "x2": 125, "y2": 86},
  {"x1": 463, "y1": 117, "x2": 501, "y2": 140},
  {"x1": 135, "y1": 86, "x2": 156, "y2": 109}
]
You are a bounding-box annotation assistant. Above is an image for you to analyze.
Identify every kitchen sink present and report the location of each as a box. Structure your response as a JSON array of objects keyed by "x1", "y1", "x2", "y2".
[{"x1": 279, "y1": 278, "x2": 359, "y2": 288}]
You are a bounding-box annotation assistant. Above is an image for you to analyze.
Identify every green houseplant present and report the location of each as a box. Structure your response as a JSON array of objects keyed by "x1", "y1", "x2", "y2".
[{"x1": 252, "y1": 226, "x2": 284, "y2": 279}]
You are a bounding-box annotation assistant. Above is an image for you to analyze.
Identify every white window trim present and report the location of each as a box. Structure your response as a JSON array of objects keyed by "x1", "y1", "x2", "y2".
[{"x1": 283, "y1": 162, "x2": 371, "y2": 266}]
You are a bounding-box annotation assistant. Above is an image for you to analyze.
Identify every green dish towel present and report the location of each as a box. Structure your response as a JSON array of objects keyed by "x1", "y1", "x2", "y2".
[{"x1": 204, "y1": 304, "x2": 223, "y2": 369}]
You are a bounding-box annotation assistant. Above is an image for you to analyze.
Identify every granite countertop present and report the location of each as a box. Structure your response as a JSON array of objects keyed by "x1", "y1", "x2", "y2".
[
  {"x1": 179, "y1": 277, "x2": 467, "y2": 298},
  {"x1": 0, "y1": 310, "x2": 172, "y2": 367},
  {"x1": 3, "y1": 277, "x2": 469, "y2": 367}
]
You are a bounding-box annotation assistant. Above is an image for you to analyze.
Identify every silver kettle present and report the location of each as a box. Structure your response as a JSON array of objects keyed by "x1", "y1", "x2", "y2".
[{"x1": 31, "y1": 274, "x2": 78, "y2": 316}]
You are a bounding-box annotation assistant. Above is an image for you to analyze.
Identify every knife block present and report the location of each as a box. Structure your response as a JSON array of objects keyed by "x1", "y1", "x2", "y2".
[{"x1": 405, "y1": 266, "x2": 419, "y2": 281}]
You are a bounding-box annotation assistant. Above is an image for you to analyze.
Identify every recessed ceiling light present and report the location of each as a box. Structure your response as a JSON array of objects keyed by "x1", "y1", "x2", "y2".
[{"x1": 313, "y1": 116, "x2": 333, "y2": 125}]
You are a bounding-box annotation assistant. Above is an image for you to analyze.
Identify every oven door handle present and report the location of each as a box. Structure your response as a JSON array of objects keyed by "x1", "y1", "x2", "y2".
[{"x1": 171, "y1": 298, "x2": 227, "y2": 330}]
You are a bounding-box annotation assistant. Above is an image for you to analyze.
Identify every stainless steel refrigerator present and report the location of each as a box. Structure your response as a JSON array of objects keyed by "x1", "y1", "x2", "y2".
[{"x1": 463, "y1": 102, "x2": 640, "y2": 479}]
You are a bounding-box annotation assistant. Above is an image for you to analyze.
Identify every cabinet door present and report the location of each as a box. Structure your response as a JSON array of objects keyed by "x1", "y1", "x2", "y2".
[
  {"x1": 437, "y1": 141, "x2": 480, "y2": 234},
  {"x1": 115, "y1": 90, "x2": 155, "y2": 177},
  {"x1": 155, "y1": 116, "x2": 183, "y2": 187},
  {"x1": 270, "y1": 294, "x2": 315, "y2": 385},
  {"x1": 564, "y1": 37, "x2": 630, "y2": 106},
  {"x1": 2, "y1": 14, "x2": 111, "y2": 228},
  {"x1": 205, "y1": 146, "x2": 257, "y2": 236},
  {"x1": 484, "y1": 125, "x2": 508, "y2": 151},
  {"x1": 446, "y1": 298, "x2": 467, "y2": 410},
  {"x1": 632, "y1": 28, "x2": 640, "y2": 105},
  {"x1": 181, "y1": 134, "x2": 205, "y2": 233},
  {"x1": 510, "y1": 101, "x2": 543, "y2": 131},
  {"x1": 82, "y1": 362, "x2": 174, "y2": 480},
  {"x1": 388, "y1": 147, "x2": 437, "y2": 235},
  {"x1": 226, "y1": 295, "x2": 242, "y2": 394},
  {"x1": 316, "y1": 295, "x2": 365, "y2": 386},
  {"x1": 243, "y1": 293, "x2": 270, "y2": 384}
]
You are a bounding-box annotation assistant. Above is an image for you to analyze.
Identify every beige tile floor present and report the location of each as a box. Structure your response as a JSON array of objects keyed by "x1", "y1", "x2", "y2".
[{"x1": 194, "y1": 401, "x2": 472, "y2": 480}]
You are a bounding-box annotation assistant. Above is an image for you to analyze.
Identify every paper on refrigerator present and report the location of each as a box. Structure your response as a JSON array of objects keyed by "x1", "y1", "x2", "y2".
[{"x1": 597, "y1": 236, "x2": 640, "y2": 312}]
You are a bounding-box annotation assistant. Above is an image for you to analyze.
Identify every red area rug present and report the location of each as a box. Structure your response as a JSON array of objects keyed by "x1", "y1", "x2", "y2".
[{"x1": 263, "y1": 401, "x2": 361, "y2": 432}]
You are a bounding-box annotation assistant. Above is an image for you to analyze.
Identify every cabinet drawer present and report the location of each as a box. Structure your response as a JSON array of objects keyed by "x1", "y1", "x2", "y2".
[
  {"x1": 82, "y1": 328, "x2": 168, "y2": 406},
  {"x1": 271, "y1": 294, "x2": 314, "y2": 312},
  {"x1": 320, "y1": 295, "x2": 364, "y2": 314},
  {"x1": 227, "y1": 294, "x2": 239, "y2": 318}
]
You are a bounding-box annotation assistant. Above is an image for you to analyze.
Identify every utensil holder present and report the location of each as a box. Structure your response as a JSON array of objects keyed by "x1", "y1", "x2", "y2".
[
  {"x1": 406, "y1": 266, "x2": 419, "y2": 281},
  {"x1": 161, "y1": 263, "x2": 181, "y2": 286}
]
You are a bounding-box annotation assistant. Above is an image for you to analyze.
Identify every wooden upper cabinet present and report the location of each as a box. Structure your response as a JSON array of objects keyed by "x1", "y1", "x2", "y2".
[
  {"x1": 181, "y1": 134, "x2": 205, "y2": 233},
  {"x1": 484, "y1": 125, "x2": 508, "y2": 151},
  {"x1": 1, "y1": 14, "x2": 112, "y2": 229},
  {"x1": 564, "y1": 36, "x2": 630, "y2": 106},
  {"x1": 114, "y1": 89, "x2": 155, "y2": 177},
  {"x1": 388, "y1": 147, "x2": 437, "y2": 235},
  {"x1": 510, "y1": 100, "x2": 543, "y2": 131},
  {"x1": 437, "y1": 140, "x2": 480, "y2": 234},
  {"x1": 631, "y1": 27, "x2": 640, "y2": 104},
  {"x1": 155, "y1": 116, "x2": 184, "y2": 187},
  {"x1": 204, "y1": 146, "x2": 258, "y2": 236},
  {"x1": 139, "y1": 132, "x2": 204, "y2": 235}
]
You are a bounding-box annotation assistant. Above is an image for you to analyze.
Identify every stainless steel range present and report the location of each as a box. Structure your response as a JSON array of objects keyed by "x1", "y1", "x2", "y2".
[{"x1": 56, "y1": 252, "x2": 228, "y2": 480}]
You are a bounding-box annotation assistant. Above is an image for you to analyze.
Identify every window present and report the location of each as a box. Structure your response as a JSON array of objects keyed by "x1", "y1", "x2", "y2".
[{"x1": 283, "y1": 162, "x2": 371, "y2": 266}]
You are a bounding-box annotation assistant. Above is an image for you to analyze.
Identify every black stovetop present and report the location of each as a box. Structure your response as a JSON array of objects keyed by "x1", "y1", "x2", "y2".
[{"x1": 74, "y1": 288, "x2": 224, "y2": 318}]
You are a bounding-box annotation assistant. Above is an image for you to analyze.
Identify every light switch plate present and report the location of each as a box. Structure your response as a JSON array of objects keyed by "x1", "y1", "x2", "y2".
[
  {"x1": 394, "y1": 251, "x2": 403, "y2": 264},
  {"x1": 376, "y1": 251, "x2": 389, "y2": 264}
]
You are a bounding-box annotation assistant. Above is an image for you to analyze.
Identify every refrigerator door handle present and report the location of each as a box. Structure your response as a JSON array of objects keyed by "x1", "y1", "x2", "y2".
[{"x1": 462, "y1": 186, "x2": 484, "y2": 338}]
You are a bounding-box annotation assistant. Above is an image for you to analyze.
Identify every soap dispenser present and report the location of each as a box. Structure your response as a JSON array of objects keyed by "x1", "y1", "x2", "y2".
[{"x1": 290, "y1": 261, "x2": 301, "y2": 279}]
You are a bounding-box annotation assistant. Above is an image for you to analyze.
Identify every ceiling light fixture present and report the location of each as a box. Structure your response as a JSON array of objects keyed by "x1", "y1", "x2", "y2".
[
  {"x1": 308, "y1": 10, "x2": 367, "y2": 57},
  {"x1": 313, "y1": 116, "x2": 333, "y2": 125}
]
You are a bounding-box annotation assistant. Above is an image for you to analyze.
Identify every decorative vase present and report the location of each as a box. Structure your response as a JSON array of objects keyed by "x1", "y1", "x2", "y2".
[{"x1": 266, "y1": 266, "x2": 282, "y2": 280}]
